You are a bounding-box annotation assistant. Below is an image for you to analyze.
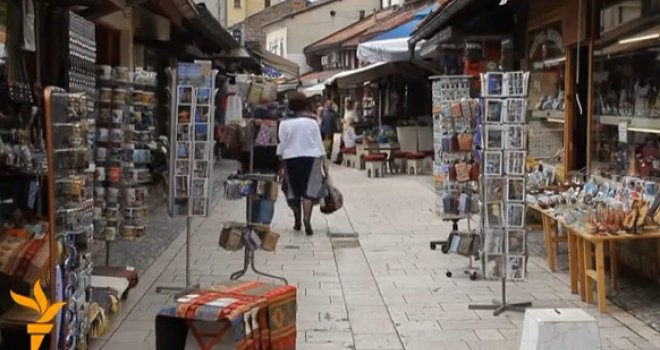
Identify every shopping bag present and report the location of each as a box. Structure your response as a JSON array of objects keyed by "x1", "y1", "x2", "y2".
[{"x1": 320, "y1": 177, "x2": 343, "y2": 214}]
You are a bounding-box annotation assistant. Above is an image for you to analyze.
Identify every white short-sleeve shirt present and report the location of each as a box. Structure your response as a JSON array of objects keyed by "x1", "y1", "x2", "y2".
[{"x1": 277, "y1": 116, "x2": 326, "y2": 160}]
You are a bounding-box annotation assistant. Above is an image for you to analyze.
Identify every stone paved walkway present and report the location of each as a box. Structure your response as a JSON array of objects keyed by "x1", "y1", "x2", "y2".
[
  {"x1": 92, "y1": 162, "x2": 226, "y2": 271},
  {"x1": 91, "y1": 163, "x2": 660, "y2": 350}
]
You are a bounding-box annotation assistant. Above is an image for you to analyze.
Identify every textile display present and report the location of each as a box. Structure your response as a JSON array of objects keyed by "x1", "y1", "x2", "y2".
[
  {"x1": 92, "y1": 265, "x2": 139, "y2": 294},
  {"x1": 0, "y1": 228, "x2": 49, "y2": 283},
  {"x1": 210, "y1": 281, "x2": 297, "y2": 350},
  {"x1": 156, "y1": 282, "x2": 296, "y2": 350},
  {"x1": 224, "y1": 81, "x2": 243, "y2": 124}
]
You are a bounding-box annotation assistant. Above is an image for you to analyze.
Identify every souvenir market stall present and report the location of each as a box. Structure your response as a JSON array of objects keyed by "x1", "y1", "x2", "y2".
[
  {"x1": 154, "y1": 62, "x2": 297, "y2": 350},
  {"x1": 0, "y1": 6, "x2": 141, "y2": 349}
]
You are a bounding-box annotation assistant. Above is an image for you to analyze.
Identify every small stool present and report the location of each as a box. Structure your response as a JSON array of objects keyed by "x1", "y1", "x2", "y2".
[
  {"x1": 373, "y1": 152, "x2": 389, "y2": 174},
  {"x1": 421, "y1": 150, "x2": 435, "y2": 174},
  {"x1": 341, "y1": 147, "x2": 357, "y2": 168},
  {"x1": 520, "y1": 308, "x2": 600, "y2": 350},
  {"x1": 356, "y1": 144, "x2": 369, "y2": 170},
  {"x1": 406, "y1": 152, "x2": 426, "y2": 175},
  {"x1": 391, "y1": 151, "x2": 408, "y2": 174},
  {"x1": 364, "y1": 154, "x2": 387, "y2": 178}
]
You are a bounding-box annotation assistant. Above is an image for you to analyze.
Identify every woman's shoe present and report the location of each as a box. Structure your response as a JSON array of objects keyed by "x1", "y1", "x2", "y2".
[
  {"x1": 294, "y1": 220, "x2": 302, "y2": 231},
  {"x1": 303, "y1": 219, "x2": 313, "y2": 236}
]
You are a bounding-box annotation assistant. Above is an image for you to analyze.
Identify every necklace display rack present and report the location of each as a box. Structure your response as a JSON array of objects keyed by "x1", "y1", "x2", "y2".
[
  {"x1": 468, "y1": 71, "x2": 533, "y2": 316},
  {"x1": 228, "y1": 118, "x2": 287, "y2": 284}
]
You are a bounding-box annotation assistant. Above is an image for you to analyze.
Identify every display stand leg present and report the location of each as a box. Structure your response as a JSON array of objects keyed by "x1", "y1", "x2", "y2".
[
  {"x1": 105, "y1": 241, "x2": 110, "y2": 267},
  {"x1": 468, "y1": 277, "x2": 531, "y2": 316},
  {"x1": 156, "y1": 217, "x2": 200, "y2": 294},
  {"x1": 229, "y1": 248, "x2": 288, "y2": 284}
]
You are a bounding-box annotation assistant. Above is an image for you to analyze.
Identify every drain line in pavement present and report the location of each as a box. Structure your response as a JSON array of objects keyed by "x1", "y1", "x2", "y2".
[{"x1": 329, "y1": 233, "x2": 406, "y2": 349}]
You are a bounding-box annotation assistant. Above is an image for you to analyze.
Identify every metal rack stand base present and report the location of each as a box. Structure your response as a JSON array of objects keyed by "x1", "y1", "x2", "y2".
[
  {"x1": 156, "y1": 217, "x2": 200, "y2": 294},
  {"x1": 230, "y1": 247, "x2": 288, "y2": 284},
  {"x1": 468, "y1": 277, "x2": 532, "y2": 316}
]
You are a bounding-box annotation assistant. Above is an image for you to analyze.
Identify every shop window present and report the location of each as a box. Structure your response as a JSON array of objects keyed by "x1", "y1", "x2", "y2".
[
  {"x1": 601, "y1": 1, "x2": 642, "y2": 33},
  {"x1": 591, "y1": 10, "x2": 660, "y2": 177},
  {"x1": 528, "y1": 22, "x2": 565, "y2": 117}
]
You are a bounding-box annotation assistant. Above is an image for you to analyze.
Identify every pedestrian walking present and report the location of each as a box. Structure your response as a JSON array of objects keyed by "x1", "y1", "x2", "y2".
[
  {"x1": 320, "y1": 100, "x2": 339, "y2": 158},
  {"x1": 277, "y1": 93, "x2": 328, "y2": 235}
]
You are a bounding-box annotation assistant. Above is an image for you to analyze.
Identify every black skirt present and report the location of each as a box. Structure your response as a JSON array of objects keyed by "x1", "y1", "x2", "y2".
[{"x1": 284, "y1": 157, "x2": 323, "y2": 200}]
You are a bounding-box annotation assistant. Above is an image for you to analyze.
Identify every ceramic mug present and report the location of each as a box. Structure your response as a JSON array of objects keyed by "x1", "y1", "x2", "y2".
[
  {"x1": 99, "y1": 88, "x2": 112, "y2": 103},
  {"x1": 97, "y1": 65, "x2": 112, "y2": 80},
  {"x1": 111, "y1": 109, "x2": 124, "y2": 124},
  {"x1": 99, "y1": 108, "x2": 111, "y2": 123},
  {"x1": 113, "y1": 89, "x2": 128, "y2": 105},
  {"x1": 95, "y1": 167, "x2": 106, "y2": 182},
  {"x1": 113, "y1": 66, "x2": 130, "y2": 82}
]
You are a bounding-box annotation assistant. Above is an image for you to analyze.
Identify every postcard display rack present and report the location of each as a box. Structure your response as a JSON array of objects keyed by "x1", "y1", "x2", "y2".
[
  {"x1": 160, "y1": 61, "x2": 216, "y2": 293},
  {"x1": 429, "y1": 75, "x2": 481, "y2": 280},
  {"x1": 95, "y1": 66, "x2": 156, "y2": 265},
  {"x1": 469, "y1": 71, "x2": 533, "y2": 316}
]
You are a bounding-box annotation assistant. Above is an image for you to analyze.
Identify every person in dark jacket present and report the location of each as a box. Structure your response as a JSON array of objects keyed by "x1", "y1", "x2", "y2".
[{"x1": 319, "y1": 100, "x2": 339, "y2": 157}]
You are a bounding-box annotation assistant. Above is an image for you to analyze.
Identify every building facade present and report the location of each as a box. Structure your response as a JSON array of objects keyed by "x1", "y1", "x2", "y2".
[
  {"x1": 227, "y1": 0, "x2": 275, "y2": 27},
  {"x1": 229, "y1": 0, "x2": 306, "y2": 49},
  {"x1": 263, "y1": 0, "x2": 382, "y2": 74}
]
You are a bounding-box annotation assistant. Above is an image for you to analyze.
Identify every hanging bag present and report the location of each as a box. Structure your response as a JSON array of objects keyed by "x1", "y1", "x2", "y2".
[{"x1": 320, "y1": 165, "x2": 343, "y2": 214}]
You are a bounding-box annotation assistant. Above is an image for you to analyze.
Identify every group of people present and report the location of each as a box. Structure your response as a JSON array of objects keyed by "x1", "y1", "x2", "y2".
[{"x1": 277, "y1": 93, "x2": 359, "y2": 235}]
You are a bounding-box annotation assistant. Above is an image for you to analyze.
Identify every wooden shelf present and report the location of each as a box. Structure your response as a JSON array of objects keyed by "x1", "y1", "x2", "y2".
[
  {"x1": 530, "y1": 110, "x2": 565, "y2": 121},
  {"x1": 596, "y1": 115, "x2": 660, "y2": 133}
]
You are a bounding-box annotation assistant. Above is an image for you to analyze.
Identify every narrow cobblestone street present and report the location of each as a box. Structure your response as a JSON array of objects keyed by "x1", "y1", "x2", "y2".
[{"x1": 91, "y1": 163, "x2": 660, "y2": 350}]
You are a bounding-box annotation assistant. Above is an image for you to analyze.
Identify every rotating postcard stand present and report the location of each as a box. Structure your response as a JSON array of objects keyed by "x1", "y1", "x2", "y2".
[
  {"x1": 157, "y1": 61, "x2": 217, "y2": 294},
  {"x1": 468, "y1": 71, "x2": 532, "y2": 316},
  {"x1": 227, "y1": 102, "x2": 287, "y2": 284}
]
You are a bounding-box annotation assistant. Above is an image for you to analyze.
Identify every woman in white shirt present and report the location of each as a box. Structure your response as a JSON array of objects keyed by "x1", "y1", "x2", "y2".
[{"x1": 278, "y1": 93, "x2": 327, "y2": 235}]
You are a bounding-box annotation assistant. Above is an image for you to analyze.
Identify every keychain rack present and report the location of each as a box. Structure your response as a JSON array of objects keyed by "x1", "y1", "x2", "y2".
[
  {"x1": 228, "y1": 120, "x2": 287, "y2": 285},
  {"x1": 429, "y1": 75, "x2": 481, "y2": 280}
]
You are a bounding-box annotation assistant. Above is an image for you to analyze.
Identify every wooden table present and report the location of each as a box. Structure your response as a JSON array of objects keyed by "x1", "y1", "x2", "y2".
[
  {"x1": 528, "y1": 204, "x2": 567, "y2": 272},
  {"x1": 567, "y1": 225, "x2": 660, "y2": 313}
]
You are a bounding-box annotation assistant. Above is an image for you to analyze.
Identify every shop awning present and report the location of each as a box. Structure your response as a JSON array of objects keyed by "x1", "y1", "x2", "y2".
[
  {"x1": 300, "y1": 83, "x2": 326, "y2": 97},
  {"x1": 357, "y1": 37, "x2": 424, "y2": 64},
  {"x1": 371, "y1": 5, "x2": 437, "y2": 41},
  {"x1": 357, "y1": 5, "x2": 435, "y2": 64},
  {"x1": 327, "y1": 62, "x2": 423, "y2": 89},
  {"x1": 249, "y1": 47, "x2": 299, "y2": 78},
  {"x1": 298, "y1": 69, "x2": 344, "y2": 85},
  {"x1": 186, "y1": 3, "x2": 240, "y2": 52},
  {"x1": 408, "y1": 0, "x2": 477, "y2": 46}
]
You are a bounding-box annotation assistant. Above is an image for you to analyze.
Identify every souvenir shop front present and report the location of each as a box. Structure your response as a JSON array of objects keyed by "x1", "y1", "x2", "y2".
[
  {"x1": 490, "y1": 0, "x2": 660, "y2": 319},
  {"x1": 0, "y1": 0, "x2": 248, "y2": 349},
  {"x1": 407, "y1": 0, "x2": 660, "y2": 320},
  {"x1": 324, "y1": 61, "x2": 434, "y2": 169}
]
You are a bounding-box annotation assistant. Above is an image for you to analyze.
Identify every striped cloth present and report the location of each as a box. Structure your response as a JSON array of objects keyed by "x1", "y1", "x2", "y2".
[{"x1": 158, "y1": 282, "x2": 297, "y2": 350}]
